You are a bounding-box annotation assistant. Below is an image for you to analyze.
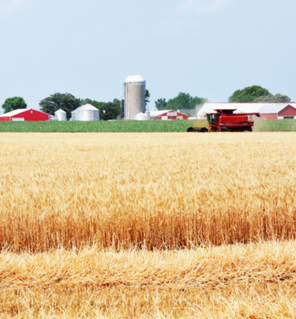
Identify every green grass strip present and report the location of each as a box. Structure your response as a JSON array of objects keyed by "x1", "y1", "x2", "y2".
[{"x1": 0, "y1": 119, "x2": 295, "y2": 133}]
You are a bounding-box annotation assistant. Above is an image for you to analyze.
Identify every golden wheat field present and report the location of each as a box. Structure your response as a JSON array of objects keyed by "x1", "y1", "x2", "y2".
[{"x1": 0, "y1": 132, "x2": 296, "y2": 318}]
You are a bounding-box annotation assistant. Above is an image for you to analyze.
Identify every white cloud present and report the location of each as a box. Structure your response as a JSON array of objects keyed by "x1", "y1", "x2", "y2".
[
  {"x1": 0, "y1": 0, "x2": 37, "y2": 17},
  {"x1": 177, "y1": 0, "x2": 231, "y2": 14}
]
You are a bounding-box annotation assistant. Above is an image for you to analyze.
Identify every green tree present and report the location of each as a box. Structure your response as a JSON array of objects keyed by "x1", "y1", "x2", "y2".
[
  {"x1": 145, "y1": 89, "x2": 150, "y2": 107},
  {"x1": 167, "y1": 93, "x2": 190, "y2": 110},
  {"x1": 254, "y1": 93, "x2": 291, "y2": 103},
  {"x1": 2, "y1": 97, "x2": 27, "y2": 114},
  {"x1": 155, "y1": 98, "x2": 167, "y2": 110},
  {"x1": 113, "y1": 98, "x2": 121, "y2": 106},
  {"x1": 164, "y1": 92, "x2": 207, "y2": 110},
  {"x1": 228, "y1": 86, "x2": 270, "y2": 102},
  {"x1": 274, "y1": 93, "x2": 291, "y2": 103},
  {"x1": 100, "y1": 102, "x2": 121, "y2": 120},
  {"x1": 40, "y1": 93, "x2": 80, "y2": 119}
]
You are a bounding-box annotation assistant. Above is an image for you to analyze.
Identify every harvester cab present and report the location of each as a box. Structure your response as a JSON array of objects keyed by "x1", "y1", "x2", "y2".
[
  {"x1": 207, "y1": 113, "x2": 220, "y2": 126},
  {"x1": 187, "y1": 109, "x2": 260, "y2": 133}
]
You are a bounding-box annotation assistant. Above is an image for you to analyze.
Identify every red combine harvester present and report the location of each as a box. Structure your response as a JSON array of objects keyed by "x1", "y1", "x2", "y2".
[{"x1": 187, "y1": 109, "x2": 260, "y2": 132}]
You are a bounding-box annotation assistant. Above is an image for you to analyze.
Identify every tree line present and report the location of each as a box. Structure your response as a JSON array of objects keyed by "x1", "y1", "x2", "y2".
[
  {"x1": 228, "y1": 85, "x2": 291, "y2": 103},
  {"x1": 155, "y1": 86, "x2": 292, "y2": 110},
  {"x1": 1, "y1": 86, "x2": 293, "y2": 119}
]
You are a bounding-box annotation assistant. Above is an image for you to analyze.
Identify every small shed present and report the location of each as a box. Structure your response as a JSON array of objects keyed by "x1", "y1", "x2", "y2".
[
  {"x1": 55, "y1": 109, "x2": 67, "y2": 121},
  {"x1": 0, "y1": 109, "x2": 50, "y2": 121},
  {"x1": 150, "y1": 110, "x2": 189, "y2": 120}
]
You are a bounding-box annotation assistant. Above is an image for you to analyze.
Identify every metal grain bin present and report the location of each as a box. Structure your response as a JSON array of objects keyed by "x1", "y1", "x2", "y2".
[
  {"x1": 55, "y1": 109, "x2": 67, "y2": 121},
  {"x1": 71, "y1": 105, "x2": 83, "y2": 121},
  {"x1": 75, "y1": 103, "x2": 99, "y2": 121}
]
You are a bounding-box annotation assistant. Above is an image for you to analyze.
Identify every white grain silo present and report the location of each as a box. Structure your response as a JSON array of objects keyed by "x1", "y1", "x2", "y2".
[
  {"x1": 75, "y1": 103, "x2": 99, "y2": 121},
  {"x1": 124, "y1": 75, "x2": 146, "y2": 120},
  {"x1": 55, "y1": 109, "x2": 67, "y2": 121}
]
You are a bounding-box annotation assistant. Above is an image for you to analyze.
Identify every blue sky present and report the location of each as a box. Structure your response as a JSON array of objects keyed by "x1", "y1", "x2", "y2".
[{"x1": 0, "y1": 0, "x2": 295, "y2": 114}]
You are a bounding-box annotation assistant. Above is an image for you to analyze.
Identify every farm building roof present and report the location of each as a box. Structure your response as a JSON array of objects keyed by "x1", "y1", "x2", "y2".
[
  {"x1": 78, "y1": 104, "x2": 98, "y2": 111},
  {"x1": 150, "y1": 110, "x2": 166, "y2": 117},
  {"x1": 55, "y1": 109, "x2": 66, "y2": 114},
  {"x1": 73, "y1": 103, "x2": 97, "y2": 112},
  {"x1": 149, "y1": 110, "x2": 168, "y2": 117},
  {"x1": 0, "y1": 108, "x2": 30, "y2": 117},
  {"x1": 150, "y1": 110, "x2": 189, "y2": 118},
  {"x1": 0, "y1": 108, "x2": 52, "y2": 118},
  {"x1": 197, "y1": 103, "x2": 296, "y2": 118},
  {"x1": 178, "y1": 109, "x2": 197, "y2": 117},
  {"x1": 258, "y1": 104, "x2": 296, "y2": 114}
]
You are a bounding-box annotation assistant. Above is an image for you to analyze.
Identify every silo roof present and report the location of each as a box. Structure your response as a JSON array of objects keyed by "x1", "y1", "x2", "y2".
[
  {"x1": 125, "y1": 75, "x2": 145, "y2": 83},
  {"x1": 74, "y1": 104, "x2": 98, "y2": 111},
  {"x1": 149, "y1": 110, "x2": 169, "y2": 117},
  {"x1": 55, "y1": 109, "x2": 66, "y2": 113},
  {"x1": 72, "y1": 106, "x2": 82, "y2": 113}
]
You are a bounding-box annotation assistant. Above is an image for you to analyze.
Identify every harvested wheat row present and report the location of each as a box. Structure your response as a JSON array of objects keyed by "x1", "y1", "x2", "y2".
[
  {"x1": 2, "y1": 284, "x2": 296, "y2": 318},
  {"x1": 0, "y1": 133, "x2": 295, "y2": 252},
  {"x1": 1, "y1": 242, "x2": 296, "y2": 318},
  {"x1": 0, "y1": 241, "x2": 296, "y2": 289}
]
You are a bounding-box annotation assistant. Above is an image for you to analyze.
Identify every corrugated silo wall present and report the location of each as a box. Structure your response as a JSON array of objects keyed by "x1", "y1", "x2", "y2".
[{"x1": 124, "y1": 81, "x2": 146, "y2": 120}]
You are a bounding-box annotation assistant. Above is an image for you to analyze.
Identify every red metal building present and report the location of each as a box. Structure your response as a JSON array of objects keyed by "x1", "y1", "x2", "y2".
[
  {"x1": 150, "y1": 110, "x2": 189, "y2": 120},
  {"x1": 0, "y1": 109, "x2": 50, "y2": 121},
  {"x1": 258, "y1": 104, "x2": 296, "y2": 119},
  {"x1": 259, "y1": 113, "x2": 278, "y2": 119},
  {"x1": 278, "y1": 105, "x2": 296, "y2": 119}
]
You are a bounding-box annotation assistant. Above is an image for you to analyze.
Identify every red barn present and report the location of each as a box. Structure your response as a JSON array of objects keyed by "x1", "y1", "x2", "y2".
[
  {"x1": 0, "y1": 109, "x2": 49, "y2": 121},
  {"x1": 258, "y1": 104, "x2": 296, "y2": 119},
  {"x1": 278, "y1": 105, "x2": 296, "y2": 119},
  {"x1": 150, "y1": 110, "x2": 189, "y2": 120}
]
